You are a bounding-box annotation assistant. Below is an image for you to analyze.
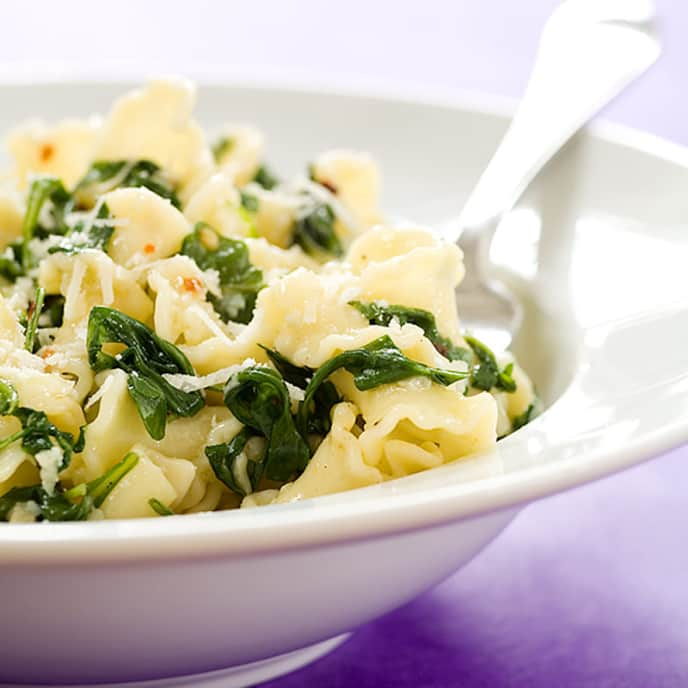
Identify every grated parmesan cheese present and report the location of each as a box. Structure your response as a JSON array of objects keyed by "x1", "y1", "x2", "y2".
[
  {"x1": 35, "y1": 446, "x2": 64, "y2": 496},
  {"x1": 284, "y1": 381, "x2": 305, "y2": 402},
  {"x1": 163, "y1": 359, "x2": 257, "y2": 393}
]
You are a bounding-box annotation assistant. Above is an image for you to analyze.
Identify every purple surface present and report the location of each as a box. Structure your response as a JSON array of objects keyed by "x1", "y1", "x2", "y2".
[{"x1": 258, "y1": 2, "x2": 688, "y2": 687}]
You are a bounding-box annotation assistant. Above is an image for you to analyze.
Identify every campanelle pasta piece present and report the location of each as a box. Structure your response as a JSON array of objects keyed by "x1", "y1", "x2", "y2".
[
  {"x1": 247, "y1": 186, "x2": 300, "y2": 248},
  {"x1": 80, "y1": 369, "x2": 236, "y2": 481},
  {"x1": 245, "y1": 238, "x2": 318, "y2": 277},
  {"x1": 213, "y1": 124, "x2": 264, "y2": 185},
  {"x1": 104, "y1": 187, "x2": 191, "y2": 267},
  {"x1": 0, "y1": 419, "x2": 31, "y2": 489},
  {"x1": 79, "y1": 370, "x2": 150, "y2": 479},
  {"x1": 0, "y1": 189, "x2": 23, "y2": 247},
  {"x1": 183, "y1": 171, "x2": 253, "y2": 239},
  {"x1": 0, "y1": 445, "x2": 39, "y2": 503},
  {"x1": 0, "y1": 364, "x2": 84, "y2": 436},
  {"x1": 0, "y1": 294, "x2": 23, "y2": 347},
  {"x1": 243, "y1": 402, "x2": 383, "y2": 507},
  {"x1": 351, "y1": 225, "x2": 465, "y2": 341},
  {"x1": 351, "y1": 383, "x2": 497, "y2": 477},
  {"x1": 39, "y1": 327, "x2": 95, "y2": 403},
  {"x1": 147, "y1": 255, "x2": 228, "y2": 346},
  {"x1": 92, "y1": 79, "x2": 212, "y2": 196},
  {"x1": 347, "y1": 225, "x2": 437, "y2": 270},
  {"x1": 100, "y1": 451, "x2": 179, "y2": 519},
  {"x1": 311, "y1": 150, "x2": 381, "y2": 228},
  {"x1": 39, "y1": 250, "x2": 153, "y2": 325},
  {"x1": 7, "y1": 117, "x2": 101, "y2": 189}
]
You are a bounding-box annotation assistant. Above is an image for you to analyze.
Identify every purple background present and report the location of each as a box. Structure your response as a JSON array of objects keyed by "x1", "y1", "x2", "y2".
[{"x1": 1, "y1": 2, "x2": 685, "y2": 685}]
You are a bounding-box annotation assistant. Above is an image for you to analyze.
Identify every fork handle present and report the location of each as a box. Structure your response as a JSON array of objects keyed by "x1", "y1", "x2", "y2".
[{"x1": 453, "y1": 0, "x2": 659, "y2": 252}]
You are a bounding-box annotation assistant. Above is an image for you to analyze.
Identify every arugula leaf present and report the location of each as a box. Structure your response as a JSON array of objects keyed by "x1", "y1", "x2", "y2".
[
  {"x1": 0, "y1": 241, "x2": 24, "y2": 282},
  {"x1": 48, "y1": 202, "x2": 115, "y2": 255},
  {"x1": 252, "y1": 164, "x2": 279, "y2": 190},
  {"x1": 148, "y1": 497, "x2": 175, "y2": 516},
  {"x1": 297, "y1": 335, "x2": 467, "y2": 434},
  {"x1": 0, "y1": 379, "x2": 18, "y2": 415},
  {"x1": 211, "y1": 136, "x2": 234, "y2": 162},
  {"x1": 21, "y1": 176, "x2": 71, "y2": 268},
  {"x1": 24, "y1": 286, "x2": 45, "y2": 353},
  {"x1": 292, "y1": 201, "x2": 343, "y2": 258},
  {"x1": 464, "y1": 335, "x2": 517, "y2": 392},
  {"x1": 86, "y1": 306, "x2": 204, "y2": 440},
  {"x1": 239, "y1": 190, "x2": 259, "y2": 212},
  {"x1": 261, "y1": 345, "x2": 340, "y2": 435},
  {"x1": 74, "y1": 160, "x2": 180, "y2": 209},
  {"x1": 205, "y1": 426, "x2": 265, "y2": 497},
  {"x1": 40, "y1": 295, "x2": 65, "y2": 328},
  {"x1": 180, "y1": 223, "x2": 264, "y2": 324},
  {"x1": 0, "y1": 451, "x2": 138, "y2": 522},
  {"x1": 223, "y1": 366, "x2": 310, "y2": 482},
  {"x1": 512, "y1": 403, "x2": 538, "y2": 432},
  {"x1": 349, "y1": 301, "x2": 472, "y2": 363}
]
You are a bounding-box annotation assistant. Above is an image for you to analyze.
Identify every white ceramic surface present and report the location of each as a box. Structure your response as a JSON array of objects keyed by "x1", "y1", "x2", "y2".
[{"x1": 0, "y1": 81, "x2": 687, "y2": 686}]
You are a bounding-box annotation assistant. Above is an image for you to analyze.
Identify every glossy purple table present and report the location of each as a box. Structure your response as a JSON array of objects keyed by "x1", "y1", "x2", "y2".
[{"x1": 257, "y1": 2, "x2": 688, "y2": 686}]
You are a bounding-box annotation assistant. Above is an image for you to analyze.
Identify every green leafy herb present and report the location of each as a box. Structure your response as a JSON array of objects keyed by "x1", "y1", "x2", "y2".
[
  {"x1": 74, "y1": 160, "x2": 180, "y2": 209},
  {"x1": 0, "y1": 405, "x2": 83, "y2": 470},
  {"x1": 464, "y1": 335, "x2": 516, "y2": 392},
  {"x1": 148, "y1": 497, "x2": 175, "y2": 516},
  {"x1": 261, "y1": 345, "x2": 340, "y2": 435},
  {"x1": 512, "y1": 403, "x2": 537, "y2": 432},
  {"x1": 40, "y1": 295, "x2": 65, "y2": 328},
  {"x1": 0, "y1": 241, "x2": 24, "y2": 282},
  {"x1": 24, "y1": 286, "x2": 45, "y2": 353},
  {"x1": 180, "y1": 223, "x2": 264, "y2": 324},
  {"x1": 21, "y1": 176, "x2": 71, "y2": 268},
  {"x1": 298, "y1": 335, "x2": 468, "y2": 433},
  {"x1": 239, "y1": 190, "x2": 259, "y2": 212},
  {"x1": 252, "y1": 164, "x2": 279, "y2": 190},
  {"x1": 292, "y1": 201, "x2": 343, "y2": 257},
  {"x1": 205, "y1": 426, "x2": 265, "y2": 497},
  {"x1": 86, "y1": 306, "x2": 204, "y2": 440},
  {"x1": 222, "y1": 366, "x2": 310, "y2": 482},
  {"x1": 349, "y1": 301, "x2": 472, "y2": 363},
  {"x1": 48, "y1": 202, "x2": 115, "y2": 255},
  {"x1": 0, "y1": 379, "x2": 19, "y2": 415},
  {"x1": 211, "y1": 136, "x2": 234, "y2": 162},
  {"x1": 0, "y1": 451, "x2": 138, "y2": 522}
]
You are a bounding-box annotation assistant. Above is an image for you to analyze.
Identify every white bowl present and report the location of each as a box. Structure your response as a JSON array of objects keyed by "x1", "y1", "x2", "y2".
[{"x1": 1, "y1": 81, "x2": 687, "y2": 687}]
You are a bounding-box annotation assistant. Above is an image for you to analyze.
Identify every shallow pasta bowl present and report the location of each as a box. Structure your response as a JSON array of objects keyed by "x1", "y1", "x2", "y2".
[{"x1": 1, "y1": 80, "x2": 687, "y2": 688}]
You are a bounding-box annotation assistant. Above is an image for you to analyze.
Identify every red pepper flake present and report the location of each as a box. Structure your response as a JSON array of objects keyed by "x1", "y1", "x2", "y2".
[
  {"x1": 39, "y1": 143, "x2": 55, "y2": 163},
  {"x1": 182, "y1": 276, "x2": 203, "y2": 293},
  {"x1": 40, "y1": 347, "x2": 55, "y2": 359},
  {"x1": 143, "y1": 243, "x2": 156, "y2": 254},
  {"x1": 26, "y1": 300, "x2": 36, "y2": 318},
  {"x1": 320, "y1": 179, "x2": 338, "y2": 194}
]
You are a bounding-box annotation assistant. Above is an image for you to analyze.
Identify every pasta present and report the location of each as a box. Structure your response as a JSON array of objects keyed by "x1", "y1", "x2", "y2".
[{"x1": 0, "y1": 79, "x2": 540, "y2": 522}]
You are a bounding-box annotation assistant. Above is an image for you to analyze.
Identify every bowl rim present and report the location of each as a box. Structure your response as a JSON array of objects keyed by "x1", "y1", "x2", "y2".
[{"x1": 0, "y1": 77, "x2": 686, "y2": 563}]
